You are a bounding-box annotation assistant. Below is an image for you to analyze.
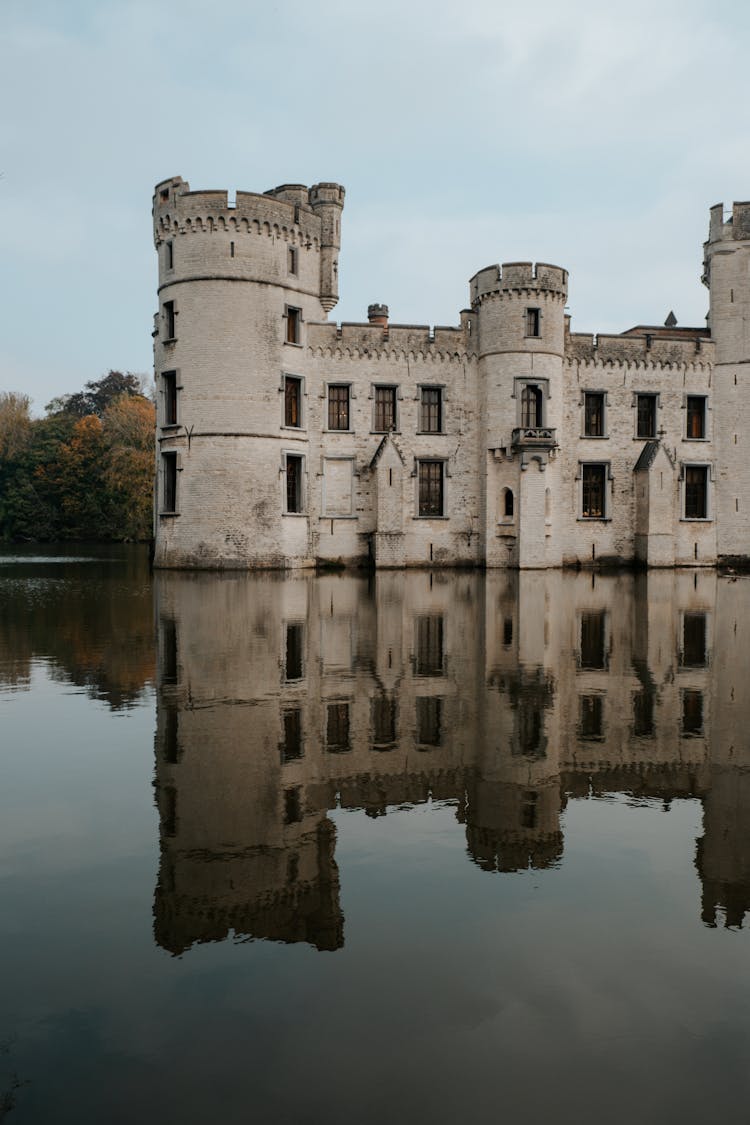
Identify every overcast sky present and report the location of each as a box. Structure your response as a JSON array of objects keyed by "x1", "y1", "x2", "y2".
[{"x1": 3, "y1": 0, "x2": 750, "y2": 412}]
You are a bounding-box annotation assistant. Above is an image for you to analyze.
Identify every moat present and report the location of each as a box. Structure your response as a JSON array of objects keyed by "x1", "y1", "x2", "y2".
[{"x1": 1, "y1": 546, "x2": 749, "y2": 1123}]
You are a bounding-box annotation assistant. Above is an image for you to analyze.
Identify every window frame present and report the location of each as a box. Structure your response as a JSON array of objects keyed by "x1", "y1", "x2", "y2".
[
  {"x1": 417, "y1": 459, "x2": 446, "y2": 518},
  {"x1": 682, "y1": 463, "x2": 711, "y2": 521},
  {"x1": 579, "y1": 462, "x2": 610, "y2": 520},
  {"x1": 287, "y1": 246, "x2": 298, "y2": 276},
  {"x1": 284, "y1": 305, "x2": 303, "y2": 346},
  {"x1": 583, "y1": 390, "x2": 607, "y2": 439},
  {"x1": 685, "y1": 394, "x2": 708, "y2": 441},
  {"x1": 327, "y1": 383, "x2": 351, "y2": 431},
  {"x1": 161, "y1": 369, "x2": 179, "y2": 427},
  {"x1": 418, "y1": 385, "x2": 443, "y2": 434},
  {"x1": 525, "y1": 307, "x2": 541, "y2": 338},
  {"x1": 160, "y1": 450, "x2": 179, "y2": 515},
  {"x1": 283, "y1": 374, "x2": 304, "y2": 429},
  {"x1": 635, "y1": 392, "x2": 658, "y2": 439},
  {"x1": 373, "y1": 385, "x2": 398, "y2": 433},
  {"x1": 163, "y1": 299, "x2": 176, "y2": 341},
  {"x1": 283, "y1": 452, "x2": 305, "y2": 515}
]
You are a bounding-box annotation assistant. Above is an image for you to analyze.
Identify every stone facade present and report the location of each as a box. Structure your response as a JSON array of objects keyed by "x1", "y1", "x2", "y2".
[{"x1": 152, "y1": 177, "x2": 750, "y2": 570}]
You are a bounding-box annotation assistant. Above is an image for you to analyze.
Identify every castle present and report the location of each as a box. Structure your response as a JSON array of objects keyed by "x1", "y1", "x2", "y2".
[{"x1": 152, "y1": 177, "x2": 750, "y2": 570}]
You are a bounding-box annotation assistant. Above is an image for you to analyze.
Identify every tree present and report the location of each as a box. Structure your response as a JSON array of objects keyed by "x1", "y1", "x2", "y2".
[
  {"x1": 102, "y1": 394, "x2": 156, "y2": 540},
  {"x1": 0, "y1": 392, "x2": 32, "y2": 461},
  {"x1": 46, "y1": 370, "x2": 146, "y2": 419}
]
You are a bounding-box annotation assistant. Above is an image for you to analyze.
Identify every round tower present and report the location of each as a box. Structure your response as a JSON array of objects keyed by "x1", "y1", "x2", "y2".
[
  {"x1": 470, "y1": 261, "x2": 568, "y2": 569},
  {"x1": 152, "y1": 175, "x2": 345, "y2": 568}
]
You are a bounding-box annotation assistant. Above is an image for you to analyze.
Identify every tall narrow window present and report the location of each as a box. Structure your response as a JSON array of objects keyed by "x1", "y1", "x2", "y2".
[
  {"x1": 163, "y1": 370, "x2": 177, "y2": 426},
  {"x1": 686, "y1": 396, "x2": 706, "y2": 439},
  {"x1": 165, "y1": 241, "x2": 173, "y2": 270},
  {"x1": 520, "y1": 385, "x2": 542, "y2": 427},
  {"x1": 581, "y1": 464, "x2": 607, "y2": 518},
  {"x1": 526, "y1": 308, "x2": 541, "y2": 337},
  {"x1": 584, "y1": 393, "x2": 605, "y2": 437},
  {"x1": 284, "y1": 376, "x2": 302, "y2": 427},
  {"x1": 161, "y1": 451, "x2": 177, "y2": 512},
  {"x1": 684, "y1": 466, "x2": 708, "y2": 519},
  {"x1": 288, "y1": 246, "x2": 298, "y2": 275},
  {"x1": 328, "y1": 385, "x2": 350, "y2": 430},
  {"x1": 420, "y1": 387, "x2": 442, "y2": 433},
  {"x1": 418, "y1": 460, "x2": 444, "y2": 517},
  {"x1": 163, "y1": 300, "x2": 176, "y2": 340},
  {"x1": 326, "y1": 702, "x2": 351, "y2": 753},
  {"x1": 285, "y1": 455, "x2": 304, "y2": 513},
  {"x1": 374, "y1": 386, "x2": 397, "y2": 431},
  {"x1": 285, "y1": 306, "x2": 301, "y2": 344},
  {"x1": 636, "y1": 394, "x2": 657, "y2": 438},
  {"x1": 504, "y1": 489, "x2": 514, "y2": 518}
]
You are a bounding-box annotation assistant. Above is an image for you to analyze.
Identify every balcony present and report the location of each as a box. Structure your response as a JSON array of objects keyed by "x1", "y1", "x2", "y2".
[{"x1": 511, "y1": 427, "x2": 557, "y2": 450}]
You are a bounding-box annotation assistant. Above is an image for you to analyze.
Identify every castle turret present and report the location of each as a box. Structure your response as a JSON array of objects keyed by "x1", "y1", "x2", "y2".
[
  {"x1": 309, "y1": 182, "x2": 345, "y2": 313},
  {"x1": 471, "y1": 262, "x2": 568, "y2": 568}
]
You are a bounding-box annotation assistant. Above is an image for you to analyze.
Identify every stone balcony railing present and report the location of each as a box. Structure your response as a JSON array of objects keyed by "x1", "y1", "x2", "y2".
[{"x1": 511, "y1": 427, "x2": 557, "y2": 450}]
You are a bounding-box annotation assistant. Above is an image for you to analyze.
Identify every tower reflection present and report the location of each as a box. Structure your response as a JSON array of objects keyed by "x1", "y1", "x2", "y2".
[{"x1": 153, "y1": 569, "x2": 750, "y2": 952}]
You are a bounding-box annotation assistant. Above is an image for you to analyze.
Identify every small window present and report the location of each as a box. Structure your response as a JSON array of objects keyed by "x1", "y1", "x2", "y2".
[
  {"x1": 684, "y1": 466, "x2": 708, "y2": 519},
  {"x1": 285, "y1": 454, "x2": 304, "y2": 513},
  {"x1": 326, "y1": 702, "x2": 351, "y2": 753},
  {"x1": 419, "y1": 387, "x2": 442, "y2": 433},
  {"x1": 280, "y1": 708, "x2": 303, "y2": 762},
  {"x1": 636, "y1": 394, "x2": 657, "y2": 439},
  {"x1": 418, "y1": 460, "x2": 444, "y2": 517},
  {"x1": 581, "y1": 463, "x2": 607, "y2": 518},
  {"x1": 416, "y1": 696, "x2": 442, "y2": 747},
  {"x1": 328, "y1": 385, "x2": 350, "y2": 430},
  {"x1": 374, "y1": 386, "x2": 397, "y2": 432},
  {"x1": 686, "y1": 396, "x2": 707, "y2": 439},
  {"x1": 584, "y1": 392, "x2": 605, "y2": 437},
  {"x1": 284, "y1": 376, "x2": 302, "y2": 428},
  {"x1": 160, "y1": 188, "x2": 169, "y2": 202},
  {"x1": 526, "y1": 308, "x2": 541, "y2": 337},
  {"x1": 288, "y1": 246, "x2": 298, "y2": 275},
  {"x1": 285, "y1": 306, "x2": 302, "y2": 344},
  {"x1": 162, "y1": 370, "x2": 177, "y2": 426},
  {"x1": 163, "y1": 300, "x2": 176, "y2": 340},
  {"x1": 161, "y1": 451, "x2": 177, "y2": 512},
  {"x1": 165, "y1": 241, "x2": 173, "y2": 270},
  {"x1": 520, "y1": 384, "x2": 543, "y2": 428}
]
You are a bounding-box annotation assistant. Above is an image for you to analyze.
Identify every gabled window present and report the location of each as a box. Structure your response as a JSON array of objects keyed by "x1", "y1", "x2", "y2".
[
  {"x1": 284, "y1": 376, "x2": 302, "y2": 428},
  {"x1": 162, "y1": 370, "x2": 178, "y2": 426},
  {"x1": 328, "y1": 385, "x2": 350, "y2": 430},
  {"x1": 636, "y1": 394, "x2": 657, "y2": 439},
  {"x1": 584, "y1": 392, "x2": 605, "y2": 437},
  {"x1": 419, "y1": 387, "x2": 443, "y2": 433},
  {"x1": 418, "y1": 460, "x2": 444, "y2": 517},
  {"x1": 374, "y1": 386, "x2": 397, "y2": 432},
  {"x1": 686, "y1": 396, "x2": 707, "y2": 439},
  {"x1": 525, "y1": 308, "x2": 541, "y2": 337},
  {"x1": 285, "y1": 306, "x2": 302, "y2": 344}
]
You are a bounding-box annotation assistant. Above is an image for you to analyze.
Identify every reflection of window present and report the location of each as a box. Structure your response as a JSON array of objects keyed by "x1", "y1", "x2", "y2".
[
  {"x1": 284, "y1": 623, "x2": 304, "y2": 681},
  {"x1": 581, "y1": 464, "x2": 607, "y2": 518},
  {"x1": 161, "y1": 617, "x2": 178, "y2": 684},
  {"x1": 521, "y1": 385, "x2": 543, "y2": 427},
  {"x1": 584, "y1": 392, "x2": 605, "y2": 437},
  {"x1": 416, "y1": 696, "x2": 442, "y2": 747},
  {"x1": 372, "y1": 695, "x2": 397, "y2": 749},
  {"x1": 419, "y1": 387, "x2": 442, "y2": 433},
  {"x1": 418, "y1": 461, "x2": 444, "y2": 517},
  {"x1": 284, "y1": 376, "x2": 302, "y2": 427},
  {"x1": 326, "y1": 702, "x2": 351, "y2": 753},
  {"x1": 579, "y1": 611, "x2": 606, "y2": 669},
  {"x1": 686, "y1": 396, "x2": 706, "y2": 439},
  {"x1": 636, "y1": 394, "x2": 657, "y2": 439},
  {"x1": 328, "y1": 385, "x2": 350, "y2": 430},
  {"x1": 374, "y1": 386, "x2": 397, "y2": 431},
  {"x1": 285, "y1": 454, "x2": 304, "y2": 513},
  {"x1": 283, "y1": 787, "x2": 302, "y2": 824},
  {"x1": 517, "y1": 706, "x2": 544, "y2": 756},
  {"x1": 633, "y1": 690, "x2": 655, "y2": 737},
  {"x1": 682, "y1": 690, "x2": 704, "y2": 736},
  {"x1": 164, "y1": 705, "x2": 179, "y2": 763},
  {"x1": 503, "y1": 617, "x2": 513, "y2": 646},
  {"x1": 526, "y1": 308, "x2": 540, "y2": 337},
  {"x1": 415, "y1": 615, "x2": 444, "y2": 676},
  {"x1": 681, "y1": 613, "x2": 707, "y2": 667},
  {"x1": 162, "y1": 786, "x2": 177, "y2": 838},
  {"x1": 579, "y1": 695, "x2": 604, "y2": 740},
  {"x1": 280, "y1": 708, "x2": 303, "y2": 762},
  {"x1": 684, "y1": 466, "x2": 708, "y2": 519},
  {"x1": 521, "y1": 791, "x2": 538, "y2": 829}
]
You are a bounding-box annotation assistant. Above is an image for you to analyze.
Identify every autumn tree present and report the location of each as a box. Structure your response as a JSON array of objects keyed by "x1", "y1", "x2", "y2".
[{"x1": 102, "y1": 394, "x2": 155, "y2": 540}]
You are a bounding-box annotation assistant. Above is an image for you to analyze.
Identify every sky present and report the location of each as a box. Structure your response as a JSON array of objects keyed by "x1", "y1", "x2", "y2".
[{"x1": 3, "y1": 0, "x2": 750, "y2": 413}]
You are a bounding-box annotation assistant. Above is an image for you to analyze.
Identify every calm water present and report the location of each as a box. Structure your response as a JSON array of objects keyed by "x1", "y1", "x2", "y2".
[{"x1": 1, "y1": 547, "x2": 749, "y2": 1123}]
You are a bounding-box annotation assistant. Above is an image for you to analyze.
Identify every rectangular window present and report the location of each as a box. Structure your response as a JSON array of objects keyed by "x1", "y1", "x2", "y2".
[
  {"x1": 420, "y1": 387, "x2": 442, "y2": 433},
  {"x1": 328, "y1": 385, "x2": 350, "y2": 430},
  {"x1": 526, "y1": 308, "x2": 540, "y2": 337},
  {"x1": 415, "y1": 615, "x2": 444, "y2": 677},
  {"x1": 288, "y1": 246, "x2": 298, "y2": 275},
  {"x1": 165, "y1": 241, "x2": 173, "y2": 270},
  {"x1": 636, "y1": 394, "x2": 657, "y2": 439},
  {"x1": 686, "y1": 396, "x2": 706, "y2": 439},
  {"x1": 326, "y1": 702, "x2": 351, "y2": 753},
  {"x1": 372, "y1": 695, "x2": 397, "y2": 749},
  {"x1": 280, "y1": 708, "x2": 303, "y2": 762},
  {"x1": 579, "y1": 695, "x2": 604, "y2": 740},
  {"x1": 285, "y1": 454, "x2": 304, "y2": 513},
  {"x1": 284, "y1": 623, "x2": 304, "y2": 681},
  {"x1": 285, "y1": 306, "x2": 301, "y2": 344},
  {"x1": 579, "y1": 611, "x2": 606, "y2": 669},
  {"x1": 161, "y1": 451, "x2": 177, "y2": 512},
  {"x1": 684, "y1": 466, "x2": 708, "y2": 519},
  {"x1": 163, "y1": 370, "x2": 177, "y2": 426},
  {"x1": 681, "y1": 613, "x2": 707, "y2": 667},
  {"x1": 163, "y1": 300, "x2": 176, "y2": 340},
  {"x1": 581, "y1": 464, "x2": 607, "y2": 518},
  {"x1": 584, "y1": 392, "x2": 605, "y2": 437},
  {"x1": 418, "y1": 460, "x2": 444, "y2": 517},
  {"x1": 374, "y1": 386, "x2": 397, "y2": 432},
  {"x1": 416, "y1": 697, "x2": 443, "y2": 747},
  {"x1": 284, "y1": 376, "x2": 302, "y2": 427}
]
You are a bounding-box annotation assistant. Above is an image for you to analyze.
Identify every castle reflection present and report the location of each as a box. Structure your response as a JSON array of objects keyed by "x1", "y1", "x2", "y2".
[{"x1": 152, "y1": 569, "x2": 750, "y2": 953}]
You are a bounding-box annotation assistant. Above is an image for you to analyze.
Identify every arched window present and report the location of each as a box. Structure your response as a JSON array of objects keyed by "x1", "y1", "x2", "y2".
[
  {"x1": 504, "y1": 489, "x2": 514, "y2": 518},
  {"x1": 521, "y1": 385, "x2": 543, "y2": 427}
]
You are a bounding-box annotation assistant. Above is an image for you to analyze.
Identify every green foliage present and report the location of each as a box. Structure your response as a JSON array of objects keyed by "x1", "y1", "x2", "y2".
[{"x1": 0, "y1": 376, "x2": 155, "y2": 543}]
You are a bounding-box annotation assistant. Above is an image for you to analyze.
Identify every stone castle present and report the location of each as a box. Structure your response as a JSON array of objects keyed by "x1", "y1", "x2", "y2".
[{"x1": 152, "y1": 176, "x2": 750, "y2": 570}]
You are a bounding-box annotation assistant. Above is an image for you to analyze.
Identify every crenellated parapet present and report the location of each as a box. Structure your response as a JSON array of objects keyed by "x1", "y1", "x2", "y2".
[
  {"x1": 306, "y1": 319, "x2": 477, "y2": 362},
  {"x1": 566, "y1": 331, "x2": 714, "y2": 370},
  {"x1": 470, "y1": 261, "x2": 568, "y2": 306}
]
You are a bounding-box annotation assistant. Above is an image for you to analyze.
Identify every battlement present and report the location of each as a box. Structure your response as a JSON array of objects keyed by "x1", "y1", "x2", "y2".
[
  {"x1": 707, "y1": 200, "x2": 750, "y2": 244},
  {"x1": 470, "y1": 261, "x2": 568, "y2": 305},
  {"x1": 566, "y1": 331, "x2": 714, "y2": 369},
  {"x1": 307, "y1": 318, "x2": 475, "y2": 360}
]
